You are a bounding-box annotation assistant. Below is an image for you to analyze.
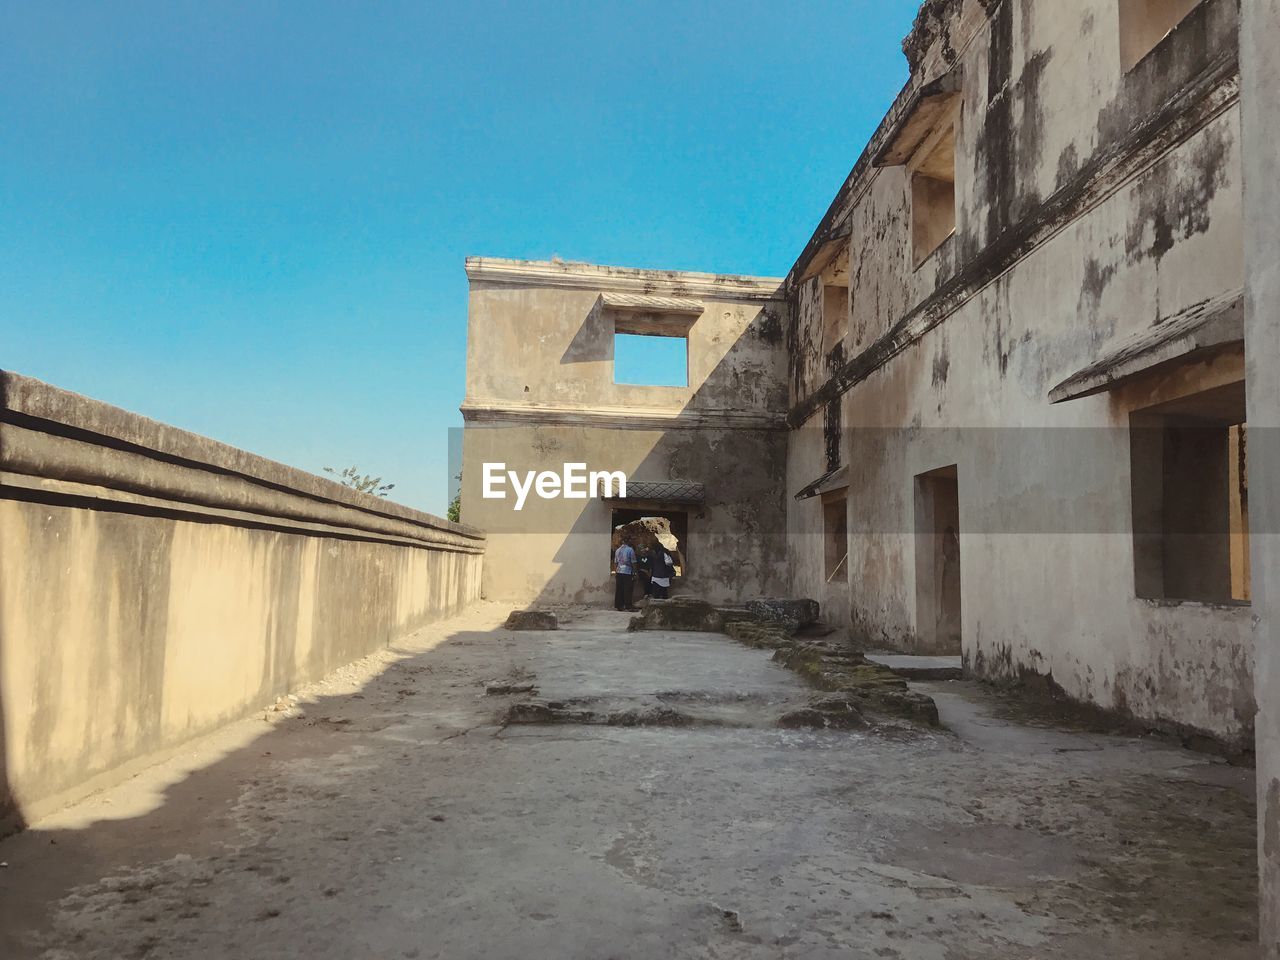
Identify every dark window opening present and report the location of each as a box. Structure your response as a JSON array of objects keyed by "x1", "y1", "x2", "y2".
[
  {"x1": 823, "y1": 490, "x2": 848, "y2": 583},
  {"x1": 1130, "y1": 380, "x2": 1249, "y2": 604},
  {"x1": 911, "y1": 121, "x2": 957, "y2": 267},
  {"x1": 823, "y1": 283, "x2": 848, "y2": 357}
]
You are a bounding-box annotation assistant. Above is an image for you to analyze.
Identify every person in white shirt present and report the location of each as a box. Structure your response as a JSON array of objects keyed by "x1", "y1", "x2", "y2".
[{"x1": 613, "y1": 542, "x2": 638, "y2": 611}]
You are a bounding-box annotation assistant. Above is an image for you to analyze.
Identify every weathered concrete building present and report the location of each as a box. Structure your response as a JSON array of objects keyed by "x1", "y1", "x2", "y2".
[
  {"x1": 460, "y1": 258, "x2": 788, "y2": 605},
  {"x1": 464, "y1": 0, "x2": 1254, "y2": 748},
  {"x1": 461, "y1": 0, "x2": 1275, "y2": 942},
  {"x1": 786, "y1": 0, "x2": 1250, "y2": 749},
  {"x1": 1240, "y1": 0, "x2": 1280, "y2": 950}
]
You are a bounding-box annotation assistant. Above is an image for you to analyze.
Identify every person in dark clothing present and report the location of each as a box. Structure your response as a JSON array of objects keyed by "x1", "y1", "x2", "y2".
[
  {"x1": 613, "y1": 541, "x2": 637, "y2": 611},
  {"x1": 649, "y1": 547, "x2": 675, "y2": 599},
  {"x1": 637, "y1": 547, "x2": 654, "y2": 599}
]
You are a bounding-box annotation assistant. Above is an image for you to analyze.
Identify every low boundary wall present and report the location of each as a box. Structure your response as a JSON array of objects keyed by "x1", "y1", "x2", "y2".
[{"x1": 0, "y1": 370, "x2": 485, "y2": 831}]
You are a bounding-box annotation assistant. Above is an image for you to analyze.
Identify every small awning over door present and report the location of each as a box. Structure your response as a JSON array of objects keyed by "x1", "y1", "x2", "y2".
[{"x1": 601, "y1": 479, "x2": 705, "y2": 506}]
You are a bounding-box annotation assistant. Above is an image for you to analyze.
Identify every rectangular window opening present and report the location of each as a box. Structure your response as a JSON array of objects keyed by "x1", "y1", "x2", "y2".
[
  {"x1": 1130, "y1": 380, "x2": 1249, "y2": 604},
  {"x1": 818, "y1": 242, "x2": 850, "y2": 358},
  {"x1": 823, "y1": 283, "x2": 849, "y2": 358},
  {"x1": 823, "y1": 490, "x2": 849, "y2": 584},
  {"x1": 613, "y1": 332, "x2": 688, "y2": 387},
  {"x1": 1119, "y1": 0, "x2": 1202, "y2": 72},
  {"x1": 911, "y1": 122, "x2": 957, "y2": 267}
]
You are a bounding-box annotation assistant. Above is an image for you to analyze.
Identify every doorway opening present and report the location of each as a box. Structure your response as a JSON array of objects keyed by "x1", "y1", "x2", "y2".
[
  {"x1": 822, "y1": 489, "x2": 849, "y2": 583},
  {"x1": 610, "y1": 508, "x2": 689, "y2": 576},
  {"x1": 914, "y1": 465, "x2": 962, "y2": 654}
]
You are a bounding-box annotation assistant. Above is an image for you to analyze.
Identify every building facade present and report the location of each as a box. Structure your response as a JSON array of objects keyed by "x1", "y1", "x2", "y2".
[
  {"x1": 1240, "y1": 0, "x2": 1279, "y2": 949},
  {"x1": 463, "y1": 1, "x2": 1275, "y2": 940},
  {"x1": 462, "y1": 0, "x2": 1255, "y2": 750},
  {"x1": 459, "y1": 258, "x2": 789, "y2": 606},
  {"x1": 785, "y1": 0, "x2": 1252, "y2": 749}
]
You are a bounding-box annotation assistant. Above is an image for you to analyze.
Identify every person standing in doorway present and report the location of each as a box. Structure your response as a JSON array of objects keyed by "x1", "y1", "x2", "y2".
[
  {"x1": 637, "y1": 546, "x2": 654, "y2": 599},
  {"x1": 614, "y1": 540, "x2": 638, "y2": 611},
  {"x1": 649, "y1": 547, "x2": 675, "y2": 599}
]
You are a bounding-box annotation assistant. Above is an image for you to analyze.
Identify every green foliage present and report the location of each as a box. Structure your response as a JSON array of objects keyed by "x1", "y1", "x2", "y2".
[
  {"x1": 447, "y1": 470, "x2": 462, "y2": 522},
  {"x1": 323, "y1": 465, "x2": 395, "y2": 498}
]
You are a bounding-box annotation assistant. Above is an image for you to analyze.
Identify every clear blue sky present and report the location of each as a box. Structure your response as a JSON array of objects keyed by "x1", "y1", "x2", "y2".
[{"x1": 1, "y1": 1, "x2": 916, "y2": 515}]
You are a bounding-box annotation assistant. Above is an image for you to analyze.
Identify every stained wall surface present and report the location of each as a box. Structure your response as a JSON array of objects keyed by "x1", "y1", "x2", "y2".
[
  {"x1": 460, "y1": 259, "x2": 789, "y2": 605},
  {"x1": 0, "y1": 371, "x2": 485, "y2": 830},
  {"x1": 1240, "y1": 0, "x2": 1280, "y2": 950},
  {"x1": 785, "y1": 0, "x2": 1253, "y2": 748}
]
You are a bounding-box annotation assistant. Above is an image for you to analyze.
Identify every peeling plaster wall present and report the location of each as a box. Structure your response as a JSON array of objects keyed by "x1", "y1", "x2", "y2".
[
  {"x1": 465, "y1": 424, "x2": 787, "y2": 605},
  {"x1": 790, "y1": 279, "x2": 826, "y2": 406},
  {"x1": 786, "y1": 0, "x2": 1252, "y2": 746},
  {"x1": 1241, "y1": 0, "x2": 1280, "y2": 950},
  {"x1": 784, "y1": 407, "x2": 852, "y2": 634},
  {"x1": 460, "y1": 260, "x2": 789, "y2": 606},
  {"x1": 0, "y1": 372, "x2": 485, "y2": 831}
]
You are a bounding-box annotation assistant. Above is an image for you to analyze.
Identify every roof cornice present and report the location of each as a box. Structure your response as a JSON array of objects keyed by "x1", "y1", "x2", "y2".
[
  {"x1": 785, "y1": 2, "x2": 998, "y2": 291},
  {"x1": 465, "y1": 257, "x2": 784, "y2": 303},
  {"x1": 460, "y1": 398, "x2": 786, "y2": 432}
]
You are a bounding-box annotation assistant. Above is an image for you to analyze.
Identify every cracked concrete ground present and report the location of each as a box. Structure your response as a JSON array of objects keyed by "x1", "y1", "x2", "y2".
[{"x1": 0, "y1": 604, "x2": 1258, "y2": 959}]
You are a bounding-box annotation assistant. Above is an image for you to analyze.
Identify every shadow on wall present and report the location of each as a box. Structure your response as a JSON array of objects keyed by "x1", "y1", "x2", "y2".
[
  {"x1": 533, "y1": 427, "x2": 790, "y2": 607},
  {"x1": 490, "y1": 300, "x2": 794, "y2": 608},
  {"x1": 0, "y1": 628, "x2": 18, "y2": 838}
]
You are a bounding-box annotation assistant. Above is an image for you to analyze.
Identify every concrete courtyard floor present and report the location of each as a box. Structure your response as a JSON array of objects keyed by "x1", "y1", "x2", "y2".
[{"x1": 0, "y1": 603, "x2": 1258, "y2": 959}]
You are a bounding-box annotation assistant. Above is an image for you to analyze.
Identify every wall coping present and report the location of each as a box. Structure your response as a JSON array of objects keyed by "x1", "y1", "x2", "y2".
[
  {"x1": 460, "y1": 397, "x2": 787, "y2": 431},
  {"x1": 464, "y1": 257, "x2": 785, "y2": 302},
  {"x1": 1, "y1": 370, "x2": 484, "y2": 550}
]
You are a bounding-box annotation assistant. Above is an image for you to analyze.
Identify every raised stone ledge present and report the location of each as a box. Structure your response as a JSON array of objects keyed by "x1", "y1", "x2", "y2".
[
  {"x1": 463, "y1": 256, "x2": 784, "y2": 303},
  {"x1": 459, "y1": 398, "x2": 787, "y2": 432},
  {"x1": 1, "y1": 370, "x2": 484, "y2": 553}
]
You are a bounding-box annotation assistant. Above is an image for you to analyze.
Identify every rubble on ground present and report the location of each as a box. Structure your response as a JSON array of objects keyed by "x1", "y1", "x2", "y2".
[
  {"x1": 503, "y1": 701, "x2": 595, "y2": 724},
  {"x1": 263, "y1": 694, "x2": 304, "y2": 721},
  {"x1": 484, "y1": 680, "x2": 537, "y2": 696},
  {"x1": 777, "y1": 700, "x2": 868, "y2": 731},
  {"x1": 745, "y1": 598, "x2": 820, "y2": 633},
  {"x1": 501, "y1": 699, "x2": 699, "y2": 728},
  {"x1": 625, "y1": 597, "x2": 747, "y2": 633},
  {"x1": 772, "y1": 638, "x2": 940, "y2": 727},
  {"x1": 503, "y1": 610, "x2": 558, "y2": 630},
  {"x1": 631, "y1": 598, "x2": 942, "y2": 728}
]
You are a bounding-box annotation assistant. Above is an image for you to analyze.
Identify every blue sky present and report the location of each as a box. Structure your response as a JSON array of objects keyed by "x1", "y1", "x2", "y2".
[{"x1": 1, "y1": 1, "x2": 917, "y2": 514}]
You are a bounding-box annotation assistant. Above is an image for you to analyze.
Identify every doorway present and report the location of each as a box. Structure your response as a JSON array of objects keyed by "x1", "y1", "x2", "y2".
[
  {"x1": 610, "y1": 508, "x2": 689, "y2": 574},
  {"x1": 914, "y1": 466, "x2": 961, "y2": 654}
]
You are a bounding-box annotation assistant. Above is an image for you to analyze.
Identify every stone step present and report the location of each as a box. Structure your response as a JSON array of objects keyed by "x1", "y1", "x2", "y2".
[{"x1": 864, "y1": 654, "x2": 963, "y2": 682}]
